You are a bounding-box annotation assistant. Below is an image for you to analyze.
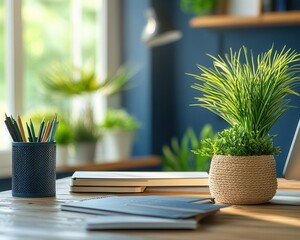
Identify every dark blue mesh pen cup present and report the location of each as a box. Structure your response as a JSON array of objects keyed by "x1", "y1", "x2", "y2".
[{"x1": 12, "y1": 142, "x2": 56, "y2": 197}]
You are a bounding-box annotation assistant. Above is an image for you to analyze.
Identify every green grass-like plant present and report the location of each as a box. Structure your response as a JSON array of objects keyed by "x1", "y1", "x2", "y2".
[
  {"x1": 55, "y1": 121, "x2": 74, "y2": 145},
  {"x1": 194, "y1": 125, "x2": 280, "y2": 157},
  {"x1": 162, "y1": 125, "x2": 214, "y2": 171},
  {"x1": 73, "y1": 120, "x2": 99, "y2": 143},
  {"x1": 180, "y1": 0, "x2": 219, "y2": 16},
  {"x1": 101, "y1": 109, "x2": 140, "y2": 131},
  {"x1": 190, "y1": 46, "x2": 300, "y2": 156},
  {"x1": 73, "y1": 107, "x2": 100, "y2": 143},
  {"x1": 42, "y1": 63, "x2": 132, "y2": 96}
]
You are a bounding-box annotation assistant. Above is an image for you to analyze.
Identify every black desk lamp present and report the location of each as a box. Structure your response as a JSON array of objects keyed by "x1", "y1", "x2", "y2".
[{"x1": 141, "y1": 8, "x2": 182, "y2": 47}]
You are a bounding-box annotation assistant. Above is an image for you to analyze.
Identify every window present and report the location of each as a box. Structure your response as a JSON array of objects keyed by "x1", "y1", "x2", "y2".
[
  {"x1": 23, "y1": 0, "x2": 72, "y2": 112},
  {"x1": 0, "y1": 0, "x2": 6, "y2": 150},
  {"x1": 0, "y1": 0, "x2": 121, "y2": 170},
  {"x1": 23, "y1": 0, "x2": 100, "y2": 113}
]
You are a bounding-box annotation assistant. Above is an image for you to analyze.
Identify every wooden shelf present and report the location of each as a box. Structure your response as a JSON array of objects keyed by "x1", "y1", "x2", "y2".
[
  {"x1": 190, "y1": 11, "x2": 300, "y2": 29},
  {"x1": 0, "y1": 156, "x2": 161, "y2": 179},
  {"x1": 56, "y1": 155, "x2": 161, "y2": 172}
]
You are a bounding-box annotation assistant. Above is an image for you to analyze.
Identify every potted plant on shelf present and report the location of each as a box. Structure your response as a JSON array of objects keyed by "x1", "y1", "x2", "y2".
[
  {"x1": 42, "y1": 62, "x2": 132, "y2": 164},
  {"x1": 180, "y1": 0, "x2": 221, "y2": 16},
  {"x1": 69, "y1": 109, "x2": 100, "y2": 165},
  {"x1": 189, "y1": 46, "x2": 300, "y2": 204},
  {"x1": 55, "y1": 121, "x2": 73, "y2": 166},
  {"x1": 101, "y1": 109, "x2": 140, "y2": 162}
]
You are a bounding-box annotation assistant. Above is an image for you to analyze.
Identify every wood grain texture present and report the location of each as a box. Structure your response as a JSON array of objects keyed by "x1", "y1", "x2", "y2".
[
  {"x1": 0, "y1": 156, "x2": 161, "y2": 178},
  {"x1": 190, "y1": 11, "x2": 300, "y2": 29},
  {"x1": 0, "y1": 178, "x2": 299, "y2": 239},
  {"x1": 56, "y1": 155, "x2": 161, "y2": 172}
]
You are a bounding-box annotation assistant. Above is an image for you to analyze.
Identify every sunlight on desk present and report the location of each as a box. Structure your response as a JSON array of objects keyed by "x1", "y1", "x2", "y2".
[
  {"x1": 222, "y1": 206, "x2": 300, "y2": 227},
  {"x1": 0, "y1": 178, "x2": 299, "y2": 239}
]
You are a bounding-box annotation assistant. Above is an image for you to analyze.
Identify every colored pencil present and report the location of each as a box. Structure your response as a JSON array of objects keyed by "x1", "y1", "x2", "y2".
[
  {"x1": 48, "y1": 120, "x2": 57, "y2": 142},
  {"x1": 11, "y1": 116, "x2": 23, "y2": 142},
  {"x1": 4, "y1": 114, "x2": 59, "y2": 143},
  {"x1": 30, "y1": 119, "x2": 36, "y2": 142},
  {"x1": 42, "y1": 121, "x2": 51, "y2": 142},
  {"x1": 4, "y1": 114, "x2": 18, "y2": 142},
  {"x1": 17, "y1": 115, "x2": 27, "y2": 142},
  {"x1": 26, "y1": 122, "x2": 33, "y2": 142},
  {"x1": 37, "y1": 118, "x2": 45, "y2": 142}
]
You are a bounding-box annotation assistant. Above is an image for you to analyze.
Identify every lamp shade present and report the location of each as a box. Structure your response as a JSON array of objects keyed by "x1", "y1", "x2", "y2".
[{"x1": 141, "y1": 8, "x2": 182, "y2": 47}]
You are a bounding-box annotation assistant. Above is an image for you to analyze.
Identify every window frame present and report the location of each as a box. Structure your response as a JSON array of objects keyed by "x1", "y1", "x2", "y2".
[{"x1": 0, "y1": 0, "x2": 121, "y2": 177}]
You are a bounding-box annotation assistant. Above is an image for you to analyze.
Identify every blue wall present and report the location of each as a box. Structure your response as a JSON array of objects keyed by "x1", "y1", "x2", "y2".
[
  {"x1": 122, "y1": 0, "x2": 152, "y2": 156},
  {"x1": 122, "y1": 0, "x2": 300, "y2": 176},
  {"x1": 122, "y1": 0, "x2": 176, "y2": 155}
]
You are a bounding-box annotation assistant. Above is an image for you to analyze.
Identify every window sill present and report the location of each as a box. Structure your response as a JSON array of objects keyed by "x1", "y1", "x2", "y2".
[{"x1": 0, "y1": 150, "x2": 12, "y2": 178}]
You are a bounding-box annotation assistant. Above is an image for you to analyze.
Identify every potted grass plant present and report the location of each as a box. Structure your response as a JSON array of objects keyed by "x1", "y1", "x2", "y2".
[
  {"x1": 101, "y1": 109, "x2": 140, "y2": 162},
  {"x1": 189, "y1": 46, "x2": 300, "y2": 204},
  {"x1": 53, "y1": 121, "x2": 73, "y2": 166},
  {"x1": 42, "y1": 62, "x2": 132, "y2": 163},
  {"x1": 69, "y1": 108, "x2": 100, "y2": 164}
]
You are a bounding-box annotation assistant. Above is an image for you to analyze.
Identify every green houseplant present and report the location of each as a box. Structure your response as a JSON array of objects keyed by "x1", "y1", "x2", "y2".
[
  {"x1": 42, "y1": 63, "x2": 131, "y2": 96},
  {"x1": 189, "y1": 46, "x2": 300, "y2": 204},
  {"x1": 101, "y1": 109, "x2": 140, "y2": 161},
  {"x1": 69, "y1": 108, "x2": 100, "y2": 164},
  {"x1": 180, "y1": 0, "x2": 220, "y2": 16},
  {"x1": 42, "y1": 62, "x2": 132, "y2": 163},
  {"x1": 55, "y1": 121, "x2": 73, "y2": 146},
  {"x1": 102, "y1": 109, "x2": 140, "y2": 131},
  {"x1": 71, "y1": 122, "x2": 99, "y2": 163},
  {"x1": 162, "y1": 126, "x2": 214, "y2": 172},
  {"x1": 54, "y1": 121, "x2": 73, "y2": 166}
]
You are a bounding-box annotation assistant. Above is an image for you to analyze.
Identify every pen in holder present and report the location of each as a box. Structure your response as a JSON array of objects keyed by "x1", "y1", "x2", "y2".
[{"x1": 12, "y1": 142, "x2": 56, "y2": 197}]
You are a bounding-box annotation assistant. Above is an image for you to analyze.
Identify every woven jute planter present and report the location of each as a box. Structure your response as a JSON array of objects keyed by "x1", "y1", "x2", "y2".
[{"x1": 209, "y1": 155, "x2": 277, "y2": 204}]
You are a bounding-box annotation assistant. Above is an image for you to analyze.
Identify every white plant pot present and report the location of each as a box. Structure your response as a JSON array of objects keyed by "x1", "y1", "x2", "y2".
[
  {"x1": 69, "y1": 141, "x2": 97, "y2": 165},
  {"x1": 103, "y1": 130, "x2": 135, "y2": 162},
  {"x1": 56, "y1": 145, "x2": 69, "y2": 167}
]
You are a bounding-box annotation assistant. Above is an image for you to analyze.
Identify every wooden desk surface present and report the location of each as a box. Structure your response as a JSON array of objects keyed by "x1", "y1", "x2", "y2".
[{"x1": 0, "y1": 178, "x2": 300, "y2": 240}]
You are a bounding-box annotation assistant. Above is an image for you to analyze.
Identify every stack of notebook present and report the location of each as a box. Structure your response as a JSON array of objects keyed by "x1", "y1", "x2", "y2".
[
  {"x1": 70, "y1": 171, "x2": 209, "y2": 193},
  {"x1": 61, "y1": 195, "x2": 228, "y2": 230}
]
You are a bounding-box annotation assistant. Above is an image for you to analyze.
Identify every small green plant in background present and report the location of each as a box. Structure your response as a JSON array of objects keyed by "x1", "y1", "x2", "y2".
[
  {"x1": 41, "y1": 63, "x2": 133, "y2": 140},
  {"x1": 180, "y1": 0, "x2": 220, "y2": 16},
  {"x1": 42, "y1": 63, "x2": 132, "y2": 96},
  {"x1": 55, "y1": 122, "x2": 73, "y2": 145},
  {"x1": 162, "y1": 125, "x2": 215, "y2": 172},
  {"x1": 73, "y1": 121, "x2": 99, "y2": 143},
  {"x1": 101, "y1": 109, "x2": 140, "y2": 131},
  {"x1": 73, "y1": 108, "x2": 100, "y2": 143}
]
